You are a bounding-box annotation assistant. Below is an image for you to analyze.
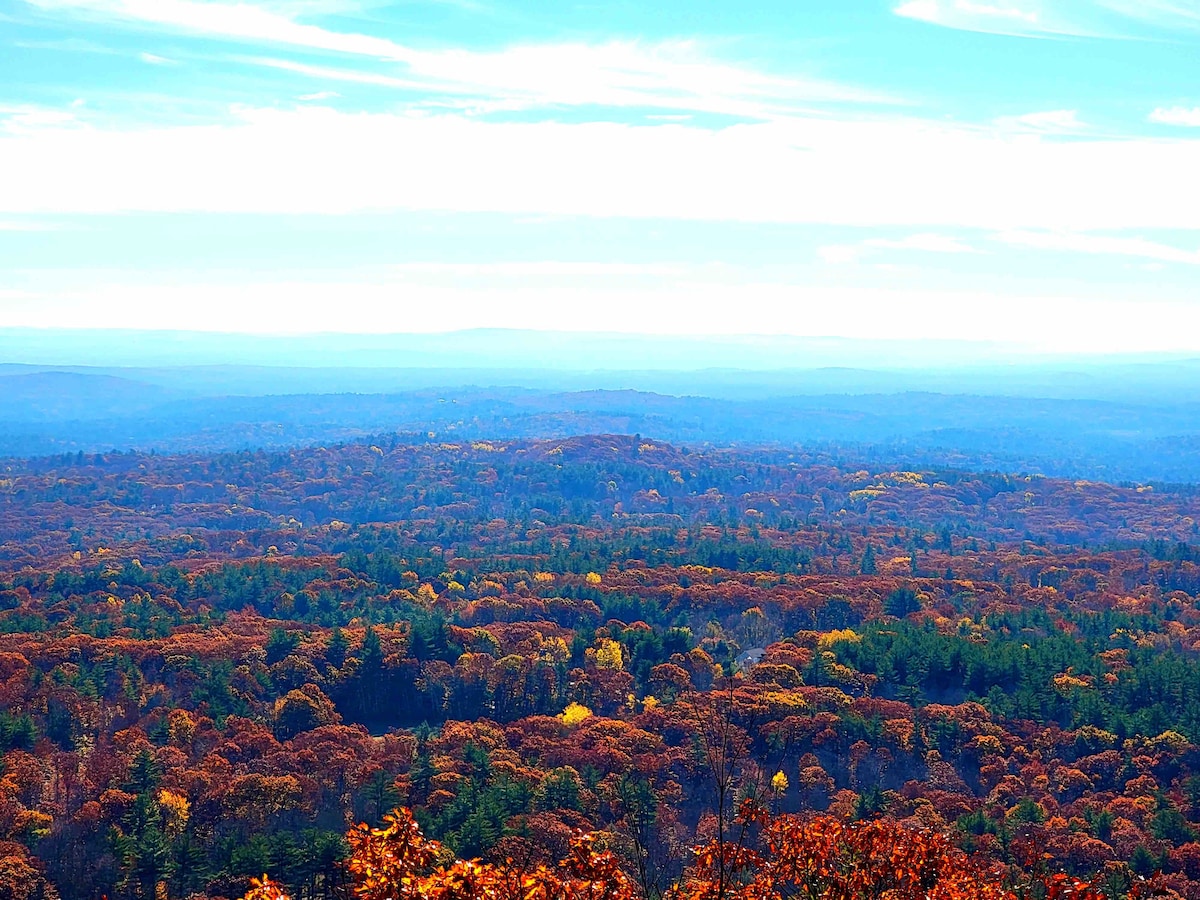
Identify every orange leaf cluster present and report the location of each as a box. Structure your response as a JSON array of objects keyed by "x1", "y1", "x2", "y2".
[
  {"x1": 269, "y1": 807, "x2": 638, "y2": 900},
  {"x1": 239, "y1": 805, "x2": 1114, "y2": 900}
]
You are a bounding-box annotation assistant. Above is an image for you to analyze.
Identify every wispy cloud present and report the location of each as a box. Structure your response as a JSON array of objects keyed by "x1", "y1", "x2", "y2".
[
  {"x1": 399, "y1": 41, "x2": 890, "y2": 116},
  {"x1": 894, "y1": 0, "x2": 1200, "y2": 38},
  {"x1": 819, "y1": 232, "x2": 979, "y2": 264},
  {"x1": 16, "y1": 37, "x2": 182, "y2": 67},
  {"x1": 893, "y1": 0, "x2": 1083, "y2": 38},
  {"x1": 15, "y1": 36, "x2": 122, "y2": 54},
  {"x1": 997, "y1": 109, "x2": 1086, "y2": 133},
  {"x1": 995, "y1": 229, "x2": 1200, "y2": 263},
  {"x1": 1095, "y1": 0, "x2": 1200, "y2": 29},
  {"x1": 23, "y1": 0, "x2": 891, "y2": 118},
  {"x1": 1150, "y1": 106, "x2": 1200, "y2": 126},
  {"x1": 0, "y1": 104, "x2": 82, "y2": 133},
  {"x1": 866, "y1": 233, "x2": 979, "y2": 253},
  {"x1": 23, "y1": 0, "x2": 410, "y2": 58},
  {"x1": 248, "y1": 57, "x2": 428, "y2": 91}
]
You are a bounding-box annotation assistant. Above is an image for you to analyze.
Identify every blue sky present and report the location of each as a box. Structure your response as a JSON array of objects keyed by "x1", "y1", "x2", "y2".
[{"x1": 2, "y1": 0, "x2": 1200, "y2": 353}]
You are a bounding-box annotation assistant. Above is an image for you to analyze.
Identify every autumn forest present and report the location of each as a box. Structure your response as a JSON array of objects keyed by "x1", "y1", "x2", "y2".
[{"x1": 0, "y1": 431, "x2": 1198, "y2": 898}]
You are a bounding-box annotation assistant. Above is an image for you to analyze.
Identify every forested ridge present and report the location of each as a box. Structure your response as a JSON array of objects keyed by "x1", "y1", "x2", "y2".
[
  {"x1": 3, "y1": 435, "x2": 1200, "y2": 897},
  {"x1": 7, "y1": 375, "x2": 1200, "y2": 483}
]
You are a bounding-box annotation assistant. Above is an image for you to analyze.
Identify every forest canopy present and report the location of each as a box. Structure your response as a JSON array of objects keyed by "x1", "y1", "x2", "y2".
[{"x1": 1, "y1": 435, "x2": 1200, "y2": 898}]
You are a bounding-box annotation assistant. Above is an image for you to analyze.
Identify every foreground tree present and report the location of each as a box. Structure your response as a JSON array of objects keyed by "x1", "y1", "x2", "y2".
[
  {"x1": 243, "y1": 807, "x2": 634, "y2": 900},
  {"x1": 239, "y1": 804, "x2": 1067, "y2": 900},
  {"x1": 678, "y1": 804, "x2": 1018, "y2": 900}
]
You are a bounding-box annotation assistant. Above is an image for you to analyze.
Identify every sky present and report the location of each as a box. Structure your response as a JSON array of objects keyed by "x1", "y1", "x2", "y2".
[{"x1": 2, "y1": 0, "x2": 1200, "y2": 354}]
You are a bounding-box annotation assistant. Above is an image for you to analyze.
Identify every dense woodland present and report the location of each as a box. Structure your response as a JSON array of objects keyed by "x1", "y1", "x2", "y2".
[{"x1": 4, "y1": 435, "x2": 1200, "y2": 897}]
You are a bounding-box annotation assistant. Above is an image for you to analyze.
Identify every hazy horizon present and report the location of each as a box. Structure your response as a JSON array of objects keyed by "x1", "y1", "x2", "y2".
[{"x1": 5, "y1": 326, "x2": 1200, "y2": 370}]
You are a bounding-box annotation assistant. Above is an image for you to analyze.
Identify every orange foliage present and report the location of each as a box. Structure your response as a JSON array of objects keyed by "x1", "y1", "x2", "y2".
[
  {"x1": 250, "y1": 807, "x2": 634, "y2": 900},
  {"x1": 235, "y1": 805, "x2": 1121, "y2": 900}
]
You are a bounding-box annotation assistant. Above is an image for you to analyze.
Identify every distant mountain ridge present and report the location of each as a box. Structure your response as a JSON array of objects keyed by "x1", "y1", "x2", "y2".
[
  {"x1": 5, "y1": 330, "x2": 1200, "y2": 480},
  {"x1": 2, "y1": 373, "x2": 1200, "y2": 482},
  {"x1": 0, "y1": 371, "x2": 184, "y2": 422}
]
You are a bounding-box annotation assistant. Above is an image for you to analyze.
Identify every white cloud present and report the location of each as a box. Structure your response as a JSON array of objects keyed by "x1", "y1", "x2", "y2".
[
  {"x1": 138, "y1": 51, "x2": 173, "y2": 64},
  {"x1": 250, "y1": 57, "x2": 429, "y2": 91},
  {"x1": 24, "y1": 0, "x2": 410, "y2": 58},
  {"x1": 4, "y1": 105, "x2": 1200, "y2": 231},
  {"x1": 820, "y1": 232, "x2": 977, "y2": 264},
  {"x1": 865, "y1": 233, "x2": 979, "y2": 253},
  {"x1": 1095, "y1": 0, "x2": 1200, "y2": 29},
  {"x1": 24, "y1": 0, "x2": 889, "y2": 118},
  {"x1": 894, "y1": 0, "x2": 1200, "y2": 37},
  {"x1": 818, "y1": 245, "x2": 861, "y2": 265},
  {"x1": 995, "y1": 229, "x2": 1200, "y2": 263},
  {"x1": 298, "y1": 90, "x2": 340, "y2": 101},
  {"x1": 394, "y1": 41, "x2": 890, "y2": 116},
  {"x1": 898, "y1": 0, "x2": 1040, "y2": 25},
  {"x1": 0, "y1": 105, "x2": 81, "y2": 134},
  {"x1": 893, "y1": 0, "x2": 1073, "y2": 37},
  {"x1": 1150, "y1": 106, "x2": 1200, "y2": 126},
  {"x1": 997, "y1": 109, "x2": 1085, "y2": 133},
  {"x1": 265, "y1": 42, "x2": 893, "y2": 117}
]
